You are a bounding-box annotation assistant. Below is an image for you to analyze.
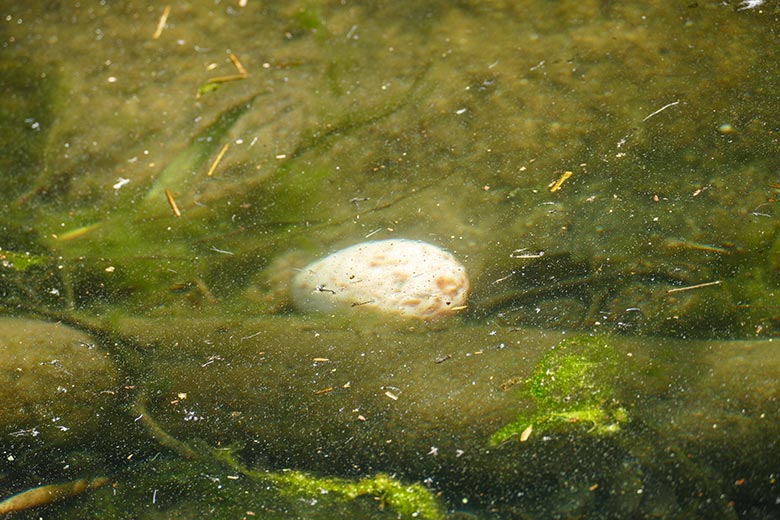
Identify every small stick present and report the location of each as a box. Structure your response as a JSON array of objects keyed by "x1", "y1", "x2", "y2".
[
  {"x1": 152, "y1": 6, "x2": 171, "y2": 40},
  {"x1": 196, "y1": 54, "x2": 249, "y2": 97},
  {"x1": 229, "y1": 53, "x2": 248, "y2": 76},
  {"x1": 58, "y1": 223, "x2": 101, "y2": 241},
  {"x1": 165, "y1": 188, "x2": 181, "y2": 217},
  {"x1": 666, "y1": 280, "x2": 722, "y2": 294},
  {"x1": 207, "y1": 143, "x2": 230, "y2": 177},
  {"x1": 549, "y1": 171, "x2": 573, "y2": 192},
  {"x1": 202, "y1": 74, "x2": 248, "y2": 84},
  {"x1": 0, "y1": 477, "x2": 110, "y2": 514},
  {"x1": 642, "y1": 100, "x2": 680, "y2": 122},
  {"x1": 664, "y1": 239, "x2": 730, "y2": 254},
  {"x1": 510, "y1": 249, "x2": 545, "y2": 259}
]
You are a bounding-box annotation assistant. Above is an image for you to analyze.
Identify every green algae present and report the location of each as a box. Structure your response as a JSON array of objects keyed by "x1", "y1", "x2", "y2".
[
  {"x1": 15, "y1": 95, "x2": 267, "y2": 313},
  {"x1": 213, "y1": 433, "x2": 445, "y2": 520},
  {"x1": 61, "y1": 452, "x2": 443, "y2": 520},
  {"x1": 489, "y1": 336, "x2": 628, "y2": 446},
  {"x1": 141, "y1": 95, "x2": 260, "y2": 208},
  {"x1": 0, "y1": 249, "x2": 47, "y2": 272},
  {"x1": 20, "y1": 61, "x2": 433, "y2": 315},
  {"x1": 220, "y1": 455, "x2": 444, "y2": 520},
  {"x1": 121, "y1": 393, "x2": 445, "y2": 520},
  {"x1": 290, "y1": 5, "x2": 324, "y2": 32}
]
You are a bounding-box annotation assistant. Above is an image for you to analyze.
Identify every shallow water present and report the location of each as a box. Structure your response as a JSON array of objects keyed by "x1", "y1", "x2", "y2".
[{"x1": 1, "y1": 1, "x2": 780, "y2": 518}]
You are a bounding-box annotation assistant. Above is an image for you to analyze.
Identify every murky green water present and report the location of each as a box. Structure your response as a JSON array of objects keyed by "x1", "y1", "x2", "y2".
[{"x1": 2, "y1": 1, "x2": 780, "y2": 518}]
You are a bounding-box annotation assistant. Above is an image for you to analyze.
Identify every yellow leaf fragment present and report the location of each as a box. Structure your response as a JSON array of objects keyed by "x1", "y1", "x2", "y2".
[
  {"x1": 520, "y1": 424, "x2": 533, "y2": 442},
  {"x1": 549, "y1": 170, "x2": 573, "y2": 192},
  {"x1": 152, "y1": 6, "x2": 171, "y2": 40}
]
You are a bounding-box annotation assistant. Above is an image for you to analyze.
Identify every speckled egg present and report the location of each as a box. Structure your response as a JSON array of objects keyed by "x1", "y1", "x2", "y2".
[{"x1": 290, "y1": 239, "x2": 469, "y2": 319}]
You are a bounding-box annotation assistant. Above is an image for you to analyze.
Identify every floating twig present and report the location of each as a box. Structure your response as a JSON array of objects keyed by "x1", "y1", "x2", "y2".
[
  {"x1": 666, "y1": 280, "x2": 722, "y2": 294},
  {"x1": 202, "y1": 73, "x2": 248, "y2": 84},
  {"x1": 197, "y1": 53, "x2": 249, "y2": 97},
  {"x1": 58, "y1": 223, "x2": 101, "y2": 241},
  {"x1": 152, "y1": 5, "x2": 171, "y2": 40},
  {"x1": 207, "y1": 143, "x2": 230, "y2": 177},
  {"x1": 663, "y1": 239, "x2": 731, "y2": 255},
  {"x1": 642, "y1": 100, "x2": 680, "y2": 122},
  {"x1": 229, "y1": 53, "x2": 248, "y2": 75},
  {"x1": 549, "y1": 171, "x2": 573, "y2": 192},
  {"x1": 510, "y1": 249, "x2": 545, "y2": 259},
  {"x1": 0, "y1": 477, "x2": 110, "y2": 514},
  {"x1": 165, "y1": 188, "x2": 181, "y2": 217}
]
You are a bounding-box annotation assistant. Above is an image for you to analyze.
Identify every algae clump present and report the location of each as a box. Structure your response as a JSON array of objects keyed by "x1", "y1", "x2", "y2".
[
  {"x1": 212, "y1": 445, "x2": 444, "y2": 520},
  {"x1": 269, "y1": 470, "x2": 444, "y2": 520},
  {"x1": 490, "y1": 335, "x2": 628, "y2": 446}
]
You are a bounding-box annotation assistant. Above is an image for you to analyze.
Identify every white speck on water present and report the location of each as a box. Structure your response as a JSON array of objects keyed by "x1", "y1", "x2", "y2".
[
  {"x1": 183, "y1": 410, "x2": 201, "y2": 421},
  {"x1": 738, "y1": 0, "x2": 764, "y2": 10}
]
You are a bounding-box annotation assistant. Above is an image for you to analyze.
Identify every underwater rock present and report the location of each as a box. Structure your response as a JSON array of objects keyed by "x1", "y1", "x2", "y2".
[
  {"x1": 119, "y1": 315, "x2": 780, "y2": 517},
  {"x1": 291, "y1": 239, "x2": 469, "y2": 319},
  {"x1": 0, "y1": 318, "x2": 120, "y2": 448}
]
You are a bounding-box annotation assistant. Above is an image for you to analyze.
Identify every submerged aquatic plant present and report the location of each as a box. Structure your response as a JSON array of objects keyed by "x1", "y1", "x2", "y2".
[
  {"x1": 211, "y1": 443, "x2": 444, "y2": 520},
  {"x1": 269, "y1": 470, "x2": 444, "y2": 520},
  {"x1": 489, "y1": 335, "x2": 628, "y2": 446},
  {"x1": 125, "y1": 399, "x2": 445, "y2": 520}
]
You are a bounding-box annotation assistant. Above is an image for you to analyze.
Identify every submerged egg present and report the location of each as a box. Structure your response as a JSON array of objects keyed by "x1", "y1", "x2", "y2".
[{"x1": 291, "y1": 239, "x2": 469, "y2": 319}]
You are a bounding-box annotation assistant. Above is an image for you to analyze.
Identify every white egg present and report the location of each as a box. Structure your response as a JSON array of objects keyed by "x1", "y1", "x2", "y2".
[{"x1": 291, "y1": 239, "x2": 469, "y2": 319}]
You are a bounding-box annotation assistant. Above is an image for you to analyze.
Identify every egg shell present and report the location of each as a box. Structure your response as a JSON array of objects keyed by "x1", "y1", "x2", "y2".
[{"x1": 290, "y1": 239, "x2": 469, "y2": 319}]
